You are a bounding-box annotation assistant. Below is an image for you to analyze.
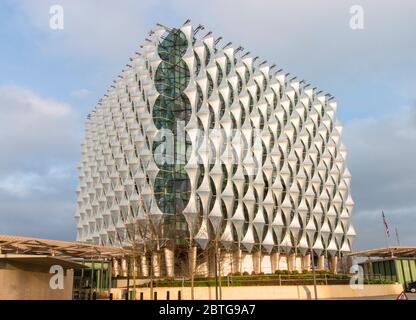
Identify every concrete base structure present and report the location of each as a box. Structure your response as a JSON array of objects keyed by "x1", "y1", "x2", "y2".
[
  {"x1": 318, "y1": 255, "x2": 325, "y2": 270},
  {"x1": 110, "y1": 284, "x2": 403, "y2": 300},
  {"x1": 112, "y1": 258, "x2": 120, "y2": 277},
  {"x1": 164, "y1": 248, "x2": 174, "y2": 278},
  {"x1": 253, "y1": 251, "x2": 261, "y2": 274},
  {"x1": 152, "y1": 253, "x2": 161, "y2": 278},
  {"x1": 140, "y1": 255, "x2": 149, "y2": 277},
  {"x1": 279, "y1": 256, "x2": 288, "y2": 270},
  {"x1": 121, "y1": 258, "x2": 128, "y2": 277},
  {"x1": 244, "y1": 253, "x2": 254, "y2": 273},
  {"x1": 270, "y1": 253, "x2": 279, "y2": 273},
  {"x1": 302, "y1": 254, "x2": 311, "y2": 272},
  {"x1": 132, "y1": 257, "x2": 139, "y2": 277},
  {"x1": 232, "y1": 250, "x2": 242, "y2": 274},
  {"x1": 330, "y1": 256, "x2": 339, "y2": 274},
  {"x1": 111, "y1": 253, "x2": 338, "y2": 278},
  {"x1": 220, "y1": 251, "x2": 233, "y2": 276},
  {"x1": 288, "y1": 254, "x2": 296, "y2": 272}
]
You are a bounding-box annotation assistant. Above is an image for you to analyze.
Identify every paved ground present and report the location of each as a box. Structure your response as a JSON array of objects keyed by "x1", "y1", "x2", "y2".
[{"x1": 337, "y1": 293, "x2": 416, "y2": 300}]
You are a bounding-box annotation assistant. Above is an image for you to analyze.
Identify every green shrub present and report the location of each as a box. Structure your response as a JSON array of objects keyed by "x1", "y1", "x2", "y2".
[{"x1": 275, "y1": 270, "x2": 290, "y2": 275}]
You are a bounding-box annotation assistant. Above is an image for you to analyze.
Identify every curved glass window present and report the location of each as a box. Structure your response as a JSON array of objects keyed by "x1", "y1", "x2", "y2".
[
  {"x1": 204, "y1": 43, "x2": 211, "y2": 66},
  {"x1": 158, "y1": 29, "x2": 188, "y2": 63},
  {"x1": 154, "y1": 165, "x2": 191, "y2": 215},
  {"x1": 153, "y1": 29, "x2": 192, "y2": 215},
  {"x1": 237, "y1": 73, "x2": 243, "y2": 94},
  {"x1": 216, "y1": 62, "x2": 223, "y2": 86},
  {"x1": 225, "y1": 55, "x2": 232, "y2": 75},
  {"x1": 196, "y1": 84, "x2": 203, "y2": 112},
  {"x1": 207, "y1": 72, "x2": 214, "y2": 98},
  {"x1": 194, "y1": 51, "x2": 201, "y2": 75},
  {"x1": 155, "y1": 60, "x2": 190, "y2": 97}
]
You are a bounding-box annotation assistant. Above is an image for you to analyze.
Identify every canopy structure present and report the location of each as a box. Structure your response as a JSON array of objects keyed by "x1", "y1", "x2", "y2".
[
  {"x1": 0, "y1": 254, "x2": 87, "y2": 269},
  {"x1": 349, "y1": 246, "x2": 416, "y2": 258},
  {"x1": 0, "y1": 234, "x2": 131, "y2": 260}
]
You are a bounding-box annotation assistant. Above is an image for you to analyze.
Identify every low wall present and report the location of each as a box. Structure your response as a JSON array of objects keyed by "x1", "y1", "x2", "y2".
[{"x1": 110, "y1": 284, "x2": 403, "y2": 300}]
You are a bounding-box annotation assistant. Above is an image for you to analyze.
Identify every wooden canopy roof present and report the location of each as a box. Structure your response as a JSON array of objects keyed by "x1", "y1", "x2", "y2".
[
  {"x1": 0, "y1": 234, "x2": 130, "y2": 260},
  {"x1": 349, "y1": 246, "x2": 416, "y2": 258}
]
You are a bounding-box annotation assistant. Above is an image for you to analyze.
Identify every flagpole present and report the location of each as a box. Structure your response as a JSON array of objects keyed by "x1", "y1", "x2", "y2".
[
  {"x1": 395, "y1": 227, "x2": 401, "y2": 246},
  {"x1": 383, "y1": 235, "x2": 389, "y2": 256},
  {"x1": 381, "y1": 210, "x2": 392, "y2": 255},
  {"x1": 383, "y1": 225, "x2": 389, "y2": 249}
]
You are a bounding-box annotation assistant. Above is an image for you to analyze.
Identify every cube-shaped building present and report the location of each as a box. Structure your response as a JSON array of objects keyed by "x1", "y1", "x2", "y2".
[{"x1": 75, "y1": 22, "x2": 356, "y2": 277}]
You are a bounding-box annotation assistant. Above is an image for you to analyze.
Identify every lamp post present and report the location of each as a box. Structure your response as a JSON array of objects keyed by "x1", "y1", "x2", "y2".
[
  {"x1": 126, "y1": 256, "x2": 130, "y2": 300},
  {"x1": 214, "y1": 240, "x2": 219, "y2": 300}
]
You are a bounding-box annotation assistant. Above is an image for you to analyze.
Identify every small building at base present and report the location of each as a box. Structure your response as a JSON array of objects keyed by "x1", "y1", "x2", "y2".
[
  {"x1": 0, "y1": 234, "x2": 128, "y2": 300},
  {"x1": 0, "y1": 254, "x2": 81, "y2": 300},
  {"x1": 350, "y1": 247, "x2": 416, "y2": 286}
]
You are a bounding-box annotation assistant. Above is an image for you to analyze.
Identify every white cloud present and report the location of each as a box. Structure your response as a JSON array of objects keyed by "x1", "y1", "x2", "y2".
[
  {"x1": 0, "y1": 165, "x2": 71, "y2": 197},
  {"x1": 0, "y1": 172, "x2": 49, "y2": 197},
  {"x1": 0, "y1": 85, "x2": 79, "y2": 238},
  {"x1": 47, "y1": 165, "x2": 71, "y2": 179},
  {"x1": 0, "y1": 85, "x2": 70, "y2": 116},
  {"x1": 0, "y1": 85, "x2": 81, "y2": 170}
]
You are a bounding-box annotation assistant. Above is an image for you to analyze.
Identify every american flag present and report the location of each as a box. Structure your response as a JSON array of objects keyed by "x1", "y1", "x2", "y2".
[{"x1": 382, "y1": 210, "x2": 390, "y2": 237}]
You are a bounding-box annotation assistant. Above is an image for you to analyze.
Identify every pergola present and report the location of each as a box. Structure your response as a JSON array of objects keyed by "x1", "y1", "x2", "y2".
[
  {"x1": 349, "y1": 246, "x2": 416, "y2": 258},
  {"x1": 0, "y1": 234, "x2": 131, "y2": 260}
]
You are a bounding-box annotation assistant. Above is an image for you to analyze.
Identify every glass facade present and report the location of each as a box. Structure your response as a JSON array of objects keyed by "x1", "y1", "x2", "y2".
[
  {"x1": 73, "y1": 260, "x2": 111, "y2": 299},
  {"x1": 361, "y1": 258, "x2": 416, "y2": 284},
  {"x1": 153, "y1": 29, "x2": 192, "y2": 244}
]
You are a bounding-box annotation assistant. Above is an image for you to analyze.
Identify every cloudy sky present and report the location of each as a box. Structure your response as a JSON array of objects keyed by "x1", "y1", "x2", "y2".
[{"x1": 0, "y1": 0, "x2": 415, "y2": 250}]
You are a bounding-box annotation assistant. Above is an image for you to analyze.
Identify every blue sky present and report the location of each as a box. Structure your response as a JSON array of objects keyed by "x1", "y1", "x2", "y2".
[{"x1": 0, "y1": 0, "x2": 415, "y2": 250}]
